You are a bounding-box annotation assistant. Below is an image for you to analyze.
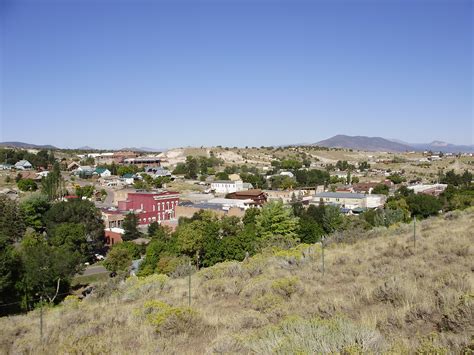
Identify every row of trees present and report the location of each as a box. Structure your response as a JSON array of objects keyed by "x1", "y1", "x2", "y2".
[
  {"x1": 0, "y1": 148, "x2": 56, "y2": 169},
  {"x1": 0, "y1": 196, "x2": 105, "y2": 315}
]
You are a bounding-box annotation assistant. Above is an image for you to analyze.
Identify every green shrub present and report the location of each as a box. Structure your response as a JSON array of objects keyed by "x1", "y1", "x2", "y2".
[
  {"x1": 251, "y1": 293, "x2": 284, "y2": 312},
  {"x1": 139, "y1": 300, "x2": 199, "y2": 335},
  {"x1": 271, "y1": 276, "x2": 301, "y2": 299}
]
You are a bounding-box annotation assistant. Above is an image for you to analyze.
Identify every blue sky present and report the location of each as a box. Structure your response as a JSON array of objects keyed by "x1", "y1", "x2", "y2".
[{"x1": 1, "y1": 0, "x2": 472, "y2": 149}]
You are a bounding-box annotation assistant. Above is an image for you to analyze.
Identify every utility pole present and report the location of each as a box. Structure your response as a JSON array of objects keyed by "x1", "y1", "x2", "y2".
[
  {"x1": 321, "y1": 236, "x2": 326, "y2": 277},
  {"x1": 413, "y1": 216, "x2": 416, "y2": 249},
  {"x1": 39, "y1": 296, "x2": 43, "y2": 344},
  {"x1": 188, "y1": 261, "x2": 192, "y2": 307}
]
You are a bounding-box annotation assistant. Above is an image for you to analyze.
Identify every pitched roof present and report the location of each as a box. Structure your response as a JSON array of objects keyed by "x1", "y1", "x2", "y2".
[
  {"x1": 15, "y1": 160, "x2": 32, "y2": 167},
  {"x1": 231, "y1": 189, "x2": 265, "y2": 197}
]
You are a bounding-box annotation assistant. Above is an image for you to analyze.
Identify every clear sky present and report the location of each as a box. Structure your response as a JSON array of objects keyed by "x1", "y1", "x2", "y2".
[{"x1": 0, "y1": 0, "x2": 472, "y2": 149}]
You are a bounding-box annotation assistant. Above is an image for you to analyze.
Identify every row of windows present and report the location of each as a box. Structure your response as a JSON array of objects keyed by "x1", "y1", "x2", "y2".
[
  {"x1": 152, "y1": 200, "x2": 177, "y2": 212},
  {"x1": 141, "y1": 211, "x2": 175, "y2": 223}
]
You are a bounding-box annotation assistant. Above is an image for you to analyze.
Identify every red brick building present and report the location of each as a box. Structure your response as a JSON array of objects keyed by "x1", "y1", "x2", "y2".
[
  {"x1": 118, "y1": 191, "x2": 179, "y2": 225},
  {"x1": 104, "y1": 228, "x2": 124, "y2": 246}
]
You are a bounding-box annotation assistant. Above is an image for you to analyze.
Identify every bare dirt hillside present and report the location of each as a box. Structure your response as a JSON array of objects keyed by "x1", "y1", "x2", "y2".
[{"x1": 1, "y1": 209, "x2": 472, "y2": 354}]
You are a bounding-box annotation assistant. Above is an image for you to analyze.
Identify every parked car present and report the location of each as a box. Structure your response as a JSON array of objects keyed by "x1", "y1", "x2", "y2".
[{"x1": 95, "y1": 254, "x2": 105, "y2": 261}]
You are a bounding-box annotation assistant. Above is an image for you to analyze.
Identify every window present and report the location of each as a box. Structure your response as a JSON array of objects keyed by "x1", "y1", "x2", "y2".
[{"x1": 158, "y1": 204, "x2": 160, "y2": 211}]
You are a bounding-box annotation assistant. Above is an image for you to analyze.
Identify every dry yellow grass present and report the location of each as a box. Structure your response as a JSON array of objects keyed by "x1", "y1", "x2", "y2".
[{"x1": 1, "y1": 209, "x2": 473, "y2": 354}]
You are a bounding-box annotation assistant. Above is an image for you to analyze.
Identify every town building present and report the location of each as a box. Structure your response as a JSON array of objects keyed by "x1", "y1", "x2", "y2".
[
  {"x1": 312, "y1": 192, "x2": 386, "y2": 209},
  {"x1": 265, "y1": 189, "x2": 312, "y2": 204},
  {"x1": 407, "y1": 184, "x2": 447, "y2": 196},
  {"x1": 14, "y1": 160, "x2": 33, "y2": 170},
  {"x1": 144, "y1": 166, "x2": 172, "y2": 177},
  {"x1": 226, "y1": 189, "x2": 267, "y2": 206},
  {"x1": 117, "y1": 191, "x2": 180, "y2": 225},
  {"x1": 95, "y1": 167, "x2": 112, "y2": 178},
  {"x1": 121, "y1": 173, "x2": 138, "y2": 185},
  {"x1": 104, "y1": 227, "x2": 124, "y2": 247},
  {"x1": 124, "y1": 156, "x2": 161, "y2": 167},
  {"x1": 211, "y1": 180, "x2": 252, "y2": 194},
  {"x1": 176, "y1": 201, "x2": 246, "y2": 219}
]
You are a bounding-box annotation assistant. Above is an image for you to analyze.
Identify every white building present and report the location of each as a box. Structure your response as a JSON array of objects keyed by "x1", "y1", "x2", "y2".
[
  {"x1": 14, "y1": 160, "x2": 33, "y2": 170},
  {"x1": 407, "y1": 184, "x2": 447, "y2": 196},
  {"x1": 211, "y1": 180, "x2": 246, "y2": 194},
  {"x1": 312, "y1": 192, "x2": 386, "y2": 210}
]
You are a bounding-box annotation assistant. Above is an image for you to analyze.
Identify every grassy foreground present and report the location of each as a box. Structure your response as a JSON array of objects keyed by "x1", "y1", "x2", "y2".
[{"x1": 1, "y1": 209, "x2": 473, "y2": 354}]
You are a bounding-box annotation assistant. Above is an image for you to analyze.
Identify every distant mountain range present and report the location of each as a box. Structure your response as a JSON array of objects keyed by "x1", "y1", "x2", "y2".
[
  {"x1": 2, "y1": 137, "x2": 472, "y2": 153},
  {"x1": 0, "y1": 141, "x2": 165, "y2": 153},
  {"x1": 0, "y1": 141, "x2": 58, "y2": 150},
  {"x1": 314, "y1": 135, "x2": 474, "y2": 153}
]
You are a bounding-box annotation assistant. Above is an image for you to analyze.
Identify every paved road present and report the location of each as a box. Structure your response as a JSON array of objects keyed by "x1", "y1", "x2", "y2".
[{"x1": 79, "y1": 265, "x2": 108, "y2": 277}]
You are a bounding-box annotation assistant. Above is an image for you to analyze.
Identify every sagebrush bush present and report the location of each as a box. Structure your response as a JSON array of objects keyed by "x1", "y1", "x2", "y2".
[
  {"x1": 271, "y1": 276, "x2": 301, "y2": 299},
  {"x1": 138, "y1": 300, "x2": 200, "y2": 335},
  {"x1": 236, "y1": 316, "x2": 386, "y2": 353}
]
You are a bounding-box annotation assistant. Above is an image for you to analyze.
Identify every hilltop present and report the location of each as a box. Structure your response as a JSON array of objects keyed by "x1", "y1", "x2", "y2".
[
  {"x1": 315, "y1": 135, "x2": 414, "y2": 152},
  {"x1": 1, "y1": 209, "x2": 472, "y2": 353},
  {"x1": 314, "y1": 135, "x2": 474, "y2": 153}
]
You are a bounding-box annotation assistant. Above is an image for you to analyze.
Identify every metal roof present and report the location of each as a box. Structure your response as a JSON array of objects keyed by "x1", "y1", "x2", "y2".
[{"x1": 314, "y1": 192, "x2": 367, "y2": 199}]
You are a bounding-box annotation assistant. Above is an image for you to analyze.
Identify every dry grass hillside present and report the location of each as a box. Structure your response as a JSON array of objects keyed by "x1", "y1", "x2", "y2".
[{"x1": 1, "y1": 209, "x2": 473, "y2": 354}]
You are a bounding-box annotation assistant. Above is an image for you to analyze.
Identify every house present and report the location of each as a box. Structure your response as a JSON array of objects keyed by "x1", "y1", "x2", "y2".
[
  {"x1": 352, "y1": 180, "x2": 393, "y2": 194},
  {"x1": 102, "y1": 209, "x2": 125, "y2": 229},
  {"x1": 117, "y1": 191, "x2": 180, "y2": 225},
  {"x1": 104, "y1": 227, "x2": 124, "y2": 247},
  {"x1": 265, "y1": 189, "x2": 312, "y2": 204},
  {"x1": 175, "y1": 202, "x2": 246, "y2": 219},
  {"x1": 407, "y1": 184, "x2": 447, "y2": 196},
  {"x1": 226, "y1": 189, "x2": 267, "y2": 206},
  {"x1": 121, "y1": 173, "x2": 137, "y2": 185},
  {"x1": 95, "y1": 167, "x2": 112, "y2": 178},
  {"x1": 145, "y1": 166, "x2": 172, "y2": 177},
  {"x1": 37, "y1": 171, "x2": 49, "y2": 179},
  {"x1": 0, "y1": 164, "x2": 13, "y2": 170},
  {"x1": 280, "y1": 171, "x2": 294, "y2": 178},
  {"x1": 74, "y1": 166, "x2": 95, "y2": 178},
  {"x1": 14, "y1": 160, "x2": 32, "y2": 170},
  {"x1": 67, "y1": 161, "x2": 80, "y2": 171},
  {"x1": 312, "y1": 192, "x2": 386, "y2": 209},
  {"x1": 124, "y1": 156, "x2": 161, "y2": 167},
  {"x1": 211, "y1": 180, "x2": 248, "y2": 194}
]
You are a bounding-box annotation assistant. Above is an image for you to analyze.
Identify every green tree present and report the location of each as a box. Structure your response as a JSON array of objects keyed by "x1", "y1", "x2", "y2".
[
  {"x1": 215, "y1": 171, "x2": 229, "y2": 180},
  {"x1": 0, "y1": 195, "x2": 26, "y2": 243},
  {"x1": 255, "y1": 201, "x2": 299, "y2": 241},
  {"x1": 122, "y1": 213, "x2": 141, "y2": 241},
  {"x1": 43, "y1": 199, "x2": 105, "y2": 255},
  {"x1": 18, "y1": 232, "x2": 83, "y2": 307},
  {"x1": 75, "y1": 185, "x2": 95, "y2": 198},
  {"x1": 406, "y1": 194, "x2": 442, "y2": 218},
  {"x1": 41, "y1": 162, "x2": 65, "y2": 201},
  {"x1": 322, "y1": 205, "x2": 343, "y2": 233},
  {"x1": 147, "y1": 221, "x2": 160, "y2": 237},
  {"x1": 17, "y1": 179, "x2": 37, "y2": 191},
  {"x1": 20, "y1": 194, "x2": 51, "y2": 231},
  {"x1": 103, "y1": 247, "x2": 132, "y2": 273},
  {"x1": 373, "y1": 184, "x2": 389, "y2": 195},
  {"x1": 49, "y1": 223, "x2": 89, "y2": 262}
]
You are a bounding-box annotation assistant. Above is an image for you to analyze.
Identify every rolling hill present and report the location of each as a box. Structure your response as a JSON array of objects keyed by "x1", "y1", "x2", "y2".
[
  {"x1": 1, "y1": 209, "x2": 472, "y2": 353},
  {"x1": 0, "y1": 141, "x2": 58, "y2": 150},
  {"x1": 315, "y1": 135, "x2": 474, "y2": 153},
  {"x1": 315, "y1": 135, "x2": 413, "y2": 152}
]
